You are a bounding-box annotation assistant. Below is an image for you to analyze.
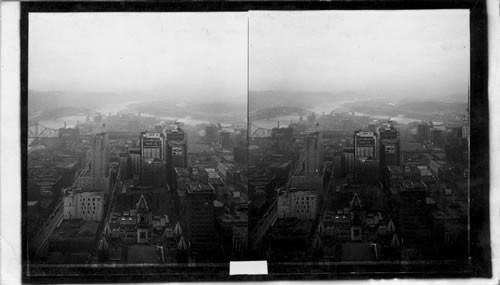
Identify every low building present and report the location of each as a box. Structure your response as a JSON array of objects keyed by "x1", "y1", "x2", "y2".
[
  {"x1": 63, "y1": 187, "x2": 104, "y2": 222},
  {"x1": 277, "y1": 176, "x2": 321, "y2": 220},
  {"x1": 48, "y1": 219, "x2": 100, "y2": 263}
]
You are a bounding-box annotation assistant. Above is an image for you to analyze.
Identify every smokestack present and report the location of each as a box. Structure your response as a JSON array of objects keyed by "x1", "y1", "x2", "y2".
[{"x1": 277, "y1": 120, "x2": 280, "y2": 128}]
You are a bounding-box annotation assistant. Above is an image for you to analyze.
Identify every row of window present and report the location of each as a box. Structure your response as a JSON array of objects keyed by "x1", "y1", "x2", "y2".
[
  {"x1": 294, "y1": 196, "x2": 314, "y2": 201},
  {"x1": 80, "y1": 197, "x2": 100, "y2": 202},
  {"x1": 82, "y1": 206, "x2": 97, "y2": 210}
]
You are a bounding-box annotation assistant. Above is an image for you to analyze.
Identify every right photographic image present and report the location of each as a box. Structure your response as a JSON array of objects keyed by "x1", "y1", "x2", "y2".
[{"x1": 248, "y1": 10, "x2": 474, "y2": 274}]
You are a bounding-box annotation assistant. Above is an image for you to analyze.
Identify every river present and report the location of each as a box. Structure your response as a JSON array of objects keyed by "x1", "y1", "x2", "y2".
[{"x1": 250, "y1": 100, "x2": 440, "y2": 135}]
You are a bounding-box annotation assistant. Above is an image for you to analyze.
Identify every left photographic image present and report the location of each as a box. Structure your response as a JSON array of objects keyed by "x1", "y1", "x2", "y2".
[{"x1": 25, "y1": 12, "x2": 249, "y2": 267}]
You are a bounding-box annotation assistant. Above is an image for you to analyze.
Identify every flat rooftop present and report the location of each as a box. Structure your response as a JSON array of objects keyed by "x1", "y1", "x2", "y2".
[
  {"x1": 341, "y1": 242, "x2": 373, "y2": 262},
  {"x1": 51, "y1": 219, "x2": 99, "y2": 242},
  {"x1": 289, "y1": 176, "x2": 322, "y2": 191},
  {"x1": 127, "y1": 245, "x2": 159, "y2": 264},
  {"x1": 186, "y1": 182, "x2": 214, "y2": 194}
]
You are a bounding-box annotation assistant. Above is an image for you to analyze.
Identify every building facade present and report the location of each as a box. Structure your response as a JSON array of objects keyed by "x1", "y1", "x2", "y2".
[
  {"x1": 185, "y1": 182, "x2": 216, "y2": 258},
  {"x1": 304, "y1": 132, "x2": 323, "y2": 176},
  {"x1": 63, "y1": 187, "x2": 104, "y2": 222}
]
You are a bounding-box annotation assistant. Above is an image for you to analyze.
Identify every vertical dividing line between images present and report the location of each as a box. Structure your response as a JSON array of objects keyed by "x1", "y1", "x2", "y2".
[{"x1": 246, "y1": 12, "x2": 250, "y2": 192}]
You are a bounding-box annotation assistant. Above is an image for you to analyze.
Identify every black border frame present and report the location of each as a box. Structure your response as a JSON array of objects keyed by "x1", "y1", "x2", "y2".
[{"x1": 21, "y1": 1, "x2": 490, "y2": 283}]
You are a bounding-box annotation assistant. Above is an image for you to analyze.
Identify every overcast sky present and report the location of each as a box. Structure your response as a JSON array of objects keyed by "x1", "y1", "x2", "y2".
[
  {"x1": 250, "y1": 10, "x2": 469, "y2": 101},
  {"x1": 29, "y1": 12, "x2": 248, "y2": 104},
  {"x1": 30, "y1": 10, "x2": 469, "y2": 105}
]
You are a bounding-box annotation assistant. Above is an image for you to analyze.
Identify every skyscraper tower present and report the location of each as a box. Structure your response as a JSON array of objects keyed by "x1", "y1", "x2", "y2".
[
  {"x1": 304, "y1": 131, "x2": 323, "y2": 176},
  {"x1": 140, "y1": 131, "x2": 164, "y2": 160},
  {"x1": 185, "y1": 183, "x2": 216, "y2": 259},
  {"x1": 92, "y1": 132, "x2": 109, "y2": 178},
  {"x1": 378, "y1": 124, "x2": 400, "y2": 166},
  {"x1": 140, "y1": 131, "x2": 165, "y2": 183},
  {"x1": 166, "y1": 128, "x2": 188, "y2": 186},
  {"x1": 354, "y1": 131, "x2": 378, "y2": 160},
  {"x1": 353, "y1": 130, "x2": 379, "y2": 184},
  {"x1": 91, "y1": 132, "x2": 110, "y2": 192}
]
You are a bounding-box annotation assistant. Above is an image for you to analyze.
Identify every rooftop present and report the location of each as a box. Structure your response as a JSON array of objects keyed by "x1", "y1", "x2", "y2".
[
  {"x1": 186, "y1": 182, "x2": 214, "y2": 194},
  {"x1": 270, "y1": 218, "x2": 313, "y2": 236},
  {"x1": 341, "y1": 242, "x2": 374, "y2": 262},
  {"x1": 50, "y1": 219, "x2": 99, "y2": 242},
  {"x1": 217, "y1": 210, "x2": 248, "y2": 225},
  {"x1": 127, "y1": 245, "x2": 159, "y2": 264},
  {"x1": 289, "y1": 176, "x2": 322, "y2": 192},
  {"x1": 387, "y1": 165, "x2": 403, "y2": 173}
]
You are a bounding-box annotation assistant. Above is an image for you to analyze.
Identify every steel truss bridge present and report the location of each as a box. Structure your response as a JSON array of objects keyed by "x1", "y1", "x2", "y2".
[{"x1": 28, "y1": 121, "x2": 59, "y2": 139}]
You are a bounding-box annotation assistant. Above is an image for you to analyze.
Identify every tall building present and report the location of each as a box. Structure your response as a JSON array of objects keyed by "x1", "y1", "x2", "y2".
[
  {"x1": 304, "y1": 131, "x2": 323, "y2": 176},
  {"x1": 91, "y1": 132, "x2": 110, "y2": 192},
  {"x1": 353, "y1": 131, "x2": 379, "y2": 184},
  {"x1": 166, "y1": 128, "x2": 188, "y2": 186},
  {"x1": 140, "y1": 132, "x2": 164, "y2": 182},
  {"x1": 430, "y1": 128, "x2": 445, "y2": 147},
  {"x1": 218, "y1": 130, "x2": 233, "y2": 150},
  {"x1": 205, "y1": 124, "x2": 218, "y2": 143},
  {"x1": 378, "y1": 124, "x2": 400, "y2": 169},
  {"x1": 142, "y1": 159, "x2": 166, "y2": 186},
  {"x1": 166, "y1": 128, "x2": 188, "y2": 166},
  {"x1": 140, "y1": 132, "x2": 164, "y2": 160},
  {"x1": 59, "y1": 127, "x2": 80, "y2": 149},
  {"x1": 342, "y1": 147, "x2": 355, "y2": 176},
  {"x1": 185, "y1": 182, "x2": 216, "y2": 259},
  {"x1": 398, "y1": 180, "x2": 430, "y2": 247},
  {"x1": 417, "y1": 123, "x2": 430, "y2": 142},
  {"x1": 461, "y1": 113, "x2": 469, "y2": 140},
  {"x1": 91, "y1": 132, "x2": 109, "y2": 178},
  {"x1": 119, "y1": 153, "x2": 128, "y2": 179},
  {"x1": 354, "y1": 131, "x2": 378, "y2": 160},
  {"x1": 128, "y1": 148, "x2": 141, "y2": 179},
  {"x1": 271, "y1": 127, "x2": 294, "y2": 152}
]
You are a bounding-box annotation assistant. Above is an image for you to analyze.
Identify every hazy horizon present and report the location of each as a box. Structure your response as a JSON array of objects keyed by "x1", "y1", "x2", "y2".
[
  {"x1": 249, "y1": 10, "x2": 470, "y2": 104},
  {"x1": 29, "y1": 12, "x2": 248, "y2": 105},
  {"x1": 30, "y1": 10, "x2": 469, "y2": 112}
]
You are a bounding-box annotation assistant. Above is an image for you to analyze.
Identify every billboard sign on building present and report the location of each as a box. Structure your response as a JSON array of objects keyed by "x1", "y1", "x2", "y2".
[{"x1": 143, "y1": 139, "x2": 161, "y2": 148}]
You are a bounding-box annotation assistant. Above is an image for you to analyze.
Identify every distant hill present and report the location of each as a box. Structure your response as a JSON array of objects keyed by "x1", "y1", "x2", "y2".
[
  {"x1": 344, "y1": 99, "x2": 468, "y2": 122},
  {"x1": 131, "y1": 100, "x2": 247, "y2": 124},
  {"x1": 28, "y1": 90, "x2": 141, "y2": 114},
  {"x1": 250, "y1": 106, "x2": 307, "y2": 121},
  {"x1": 249, "y1": 90, "x2": 359, "y2": 111}
]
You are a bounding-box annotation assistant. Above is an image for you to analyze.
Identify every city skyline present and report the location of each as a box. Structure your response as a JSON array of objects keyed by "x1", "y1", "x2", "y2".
[{"x1": 21, "y1": 6, "x2": 488, "y2": 282}]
